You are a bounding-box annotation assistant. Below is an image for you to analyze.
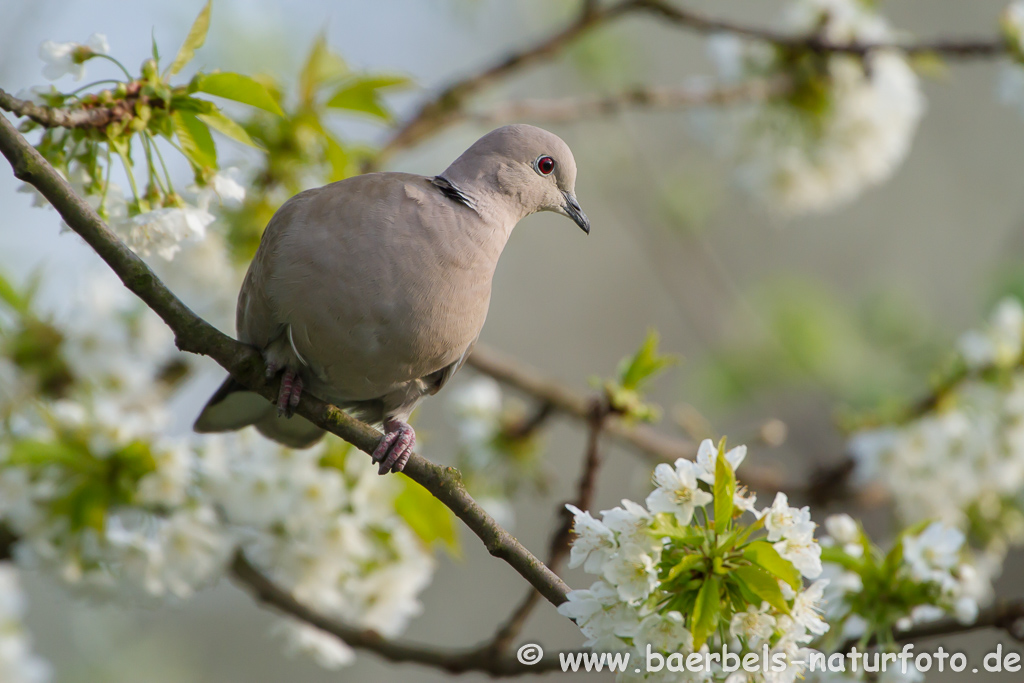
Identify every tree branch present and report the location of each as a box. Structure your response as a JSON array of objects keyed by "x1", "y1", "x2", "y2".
[
  {"x1": 466, "y1": 78, "x2": 791, "y2": 125},
  {"x1": 484, "y1": 399, "x2": 609, "y2": 655},
  {"x1": 0, "y1": 86, "x2": 140, "y2": 130},
  {"x1": 230, "y1": 551, "x2": 569, "y2": 676},
  {"x1": 467, "y1": 345, "x2": 792, "y2": 491},
  {"x1": 371, "y1": 0, "x2": 641, "y2": 168},
  {"x1": 372, "y1": 0, "x2": 1009, "y2": 165},
  {"x1": 839, "y1": 599, "x2": 1024, "y2": 653},
  {"x1": 1, "y1": 524, "x2": 567, "y2": 677},
  {"x1": 633, "y1": 0, "x2": 1007, "y2": 58},
  {"x1": 0, "y1": 112, "x2": 569, "y2": 609}
]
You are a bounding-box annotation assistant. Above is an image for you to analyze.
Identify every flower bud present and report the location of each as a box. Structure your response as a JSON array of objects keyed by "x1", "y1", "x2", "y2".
[{"x1": 141, "y1": 58, "x2": 159, "y2": 81}]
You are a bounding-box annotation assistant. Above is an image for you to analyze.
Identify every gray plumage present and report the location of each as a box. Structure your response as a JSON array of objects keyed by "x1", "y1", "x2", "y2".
[{"x1": 194, "y1": 124, "x2": 588, "y2": 470}]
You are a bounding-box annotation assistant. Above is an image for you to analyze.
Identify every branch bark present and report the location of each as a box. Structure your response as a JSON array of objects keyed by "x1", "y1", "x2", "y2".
[
  {"x1": 839, "y1": 599, "x2": 1024, "y2": 652},
  {"x1": 230, "y1": 552, "x2": 569, "y2": 676},
  {"x1": 372, "y1": 0, "x2": 1009, "y2": 165},
  {"x1": 484, "y1": 399, "x2": 609, "y2": 655},
  {"x1": 466, "y1": 78, "x2": 791, "y2": 125},
  {"x1": 633, "y1": 0, "x2": 1007, "y2": 58},
  {"x1": 0, "y1": 112, "x2": 569, "y2": 609},
  {"x1": 371, "y1": 0, "x2": 640, "y2": 168},
  {"x1": 0, "y1": 86, "x2": 140, "y2": 130},
  {"x1": 467, "y1": 345, "x2": 792, "y2": 491}
]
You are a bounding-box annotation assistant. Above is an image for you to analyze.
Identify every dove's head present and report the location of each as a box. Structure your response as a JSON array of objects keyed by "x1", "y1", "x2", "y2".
[{"x1": 441, "y1": 124, "x2": 589, "y2": 234}]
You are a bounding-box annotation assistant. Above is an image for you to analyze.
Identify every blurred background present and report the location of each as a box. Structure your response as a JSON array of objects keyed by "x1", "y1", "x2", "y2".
[{"x1": 3, "y1": 0, "x2": 1024, "y2": 680}]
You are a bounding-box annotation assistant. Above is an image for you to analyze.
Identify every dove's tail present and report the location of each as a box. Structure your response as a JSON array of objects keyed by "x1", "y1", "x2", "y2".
[{"x1": 193, "y1": 377, "x2": 325, "y2": 449}]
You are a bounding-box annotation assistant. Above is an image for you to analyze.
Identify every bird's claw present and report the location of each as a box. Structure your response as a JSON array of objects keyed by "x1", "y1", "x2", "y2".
[
  {"x1": 276, "y1": 368, "x2": 303, "y2": 418},
  {"x1": 372, "y1": 420, "x2": 415, "y2": 475}
]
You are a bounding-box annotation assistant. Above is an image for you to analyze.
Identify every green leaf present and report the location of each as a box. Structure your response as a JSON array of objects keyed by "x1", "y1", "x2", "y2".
[
  {"x1": 151, "y1": 28, "x2": 160, "y2": 64},
  {"x1": 713, "y1": 444, "x2": 735, "y2": 535},
  {"x1": 7, "y1": 439, "x2": 84, "y2": 469},
  {"x1": 168, "y1": 0, "x2": 212, "y2": 76},
  {"x1": 324, "y1": 133, "x2": 352, "y2": 182},
  {"x1": 819, "y1": 544, "x2": 862, "y2": 572},
  {"x1": 732, "y1": 565, "x2": 790, "y2": 614},
  {"x1": 666, "y1": 553, "x2": 704, "y2": 582},
  {"x1": 394, "y1": 475, "x2": 460, "y2": 555},
  {"x1": 743, "y1": 540, "x2": 802, "y2": 589},
  {"x1": 194, "y1": 72, "x2": 285, "y2": 116},
  {"x1": 0, "y1": 271, "x2": 28, "y2": 313},
  {"x1": 617, "y1": 329, "x2": 677, "y2": 391},
  {"x1": 882, "y1": 537, "x2": 904, "y2": 577},
  {"x1": 299, "y1": 33, "x2": 347, "y2": 105},
  {"x1": 173, "y1": 111, "x2": 217, "y2": 169},
  {"x1": 59, "y1": 481, "x2": 108, "y2": 533},
  {"x1": 649, "y1": 513, "x2": 705, "y2": 547},
  {"x1": 691, "y1": 576, "x2": 721, "y2": 649},
  {"x1": 720, "y1": 515, "x2": 763, "y2": 552},
  {"x1": 197, "y1": 110, "x2": 260, "y2": 148},
  {"x1": 325, "y1": 75, "x2": 410, "y2": 120}
]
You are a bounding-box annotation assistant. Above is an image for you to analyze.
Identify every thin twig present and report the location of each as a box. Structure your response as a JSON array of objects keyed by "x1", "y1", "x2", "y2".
[
  {"x1": 839, "y1": 599, "x2": 1024, "y2": 653},
  {"x1": 632, "y1": 0, "x2": 1007, "y2": 58},
  {"x1": 503, "y1": 401, "x2": 556, "y2": 441},
  {"x1": 484, "y1": 399, "x2": 608, "y2": 655},
  {"x1": 0, "y1": 85, "x2": 142, "y2": 130},
  {"x1": 468, "y1": 78, "x2": 791, "y2": 125},
  {"x1": 0, "y1": 112, "x2": 569, "y2": 609},
  {"x1": 373, "y1": 0, "x2": 1010, "y2": 165},
  {"x1": 371, "y1": 0, "x2": 640, "y2": 168},
  {"x1": 467, "y1": 345, "x2": 791, "y2": 491}
]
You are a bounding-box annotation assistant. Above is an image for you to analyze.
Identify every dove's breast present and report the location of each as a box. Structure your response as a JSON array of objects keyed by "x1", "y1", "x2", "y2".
[{"x1": 238, "y1": 173, "x2": 508, "y2": 404}]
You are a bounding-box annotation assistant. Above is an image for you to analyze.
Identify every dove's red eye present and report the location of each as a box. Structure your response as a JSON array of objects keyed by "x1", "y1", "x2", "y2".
[{"x1": 535, "y1": 155, "x2": 555, "y2": 175}]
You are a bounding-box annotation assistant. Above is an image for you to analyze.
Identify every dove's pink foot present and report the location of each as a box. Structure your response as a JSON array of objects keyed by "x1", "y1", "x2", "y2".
[
  {"x1": 277, "y1": 369, "x2": 303, "y2": 417},
  {"x1": 372, "y1": 420, "x2": 415, "y2": 475}
]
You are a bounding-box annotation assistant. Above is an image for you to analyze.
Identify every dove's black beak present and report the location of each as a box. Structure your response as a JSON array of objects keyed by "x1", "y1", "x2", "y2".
[{"x1": 562, "y1": 192, "x2": 590, "y2": 235}]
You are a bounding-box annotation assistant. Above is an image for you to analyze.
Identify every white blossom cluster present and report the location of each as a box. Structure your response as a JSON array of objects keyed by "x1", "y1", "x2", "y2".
[
  {"x1": 445, "y1": 376, "x2": 548, "y2": 529},
  {"x1": 849, "y1": 298, "x2": 1024, "y2": 574},
  {"x1": 207, "y1": 434, "x2": 435, "y2": 662},
  {"x1": 99, "y1": 169, "x2": 244, "y2": 262},
  {"x1": 0, "y1": 398, "x2": 229, "y2": 600},
  {"x1": 18, "y1": 33, "x2": 248, "y2": 262},
  {"x1": 819, "y1": 515, "x2": 985, "y2": 648},
  {"x1": 706, "y1": 0, "x2": 924, "y2": 215},
  {"x1": 558, "y1": 439, "x2": 830, "y2": 683},
  {"x1": 0, "y1": 252, "x2": 435, "y2": 671},
  {"x1": 17, "y1": 160, "x2": 244, "y2": 262},
  {"x1": 0, "y1": 564, "x2": 51, "y2": 683},
  {"x1": 0, "y1": 419, "x2": 436, "y2": 668},
  {"x1": 0, "y1": 269, "x2": 179, "y2": 424}
]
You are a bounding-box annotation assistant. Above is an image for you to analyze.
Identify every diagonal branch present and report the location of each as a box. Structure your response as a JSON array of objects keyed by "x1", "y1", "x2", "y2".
[
  {"x1": 373, "y1": 0, "x2": 1009, "y2": 165},
  {"x1": 467, "y1": 345, "x2": 793, "y2": 491},
  {"x1": 230, "y1": 552, "x2": 569, "y2": 676},
  {"x1": 371, "y1": 0, "x2": 640, "y2": 168},
  {"x1": 0, "y1": 112, "x2": 569, "y2": 609}
]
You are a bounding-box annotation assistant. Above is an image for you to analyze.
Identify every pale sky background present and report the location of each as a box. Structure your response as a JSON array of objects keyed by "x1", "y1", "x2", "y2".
[{"x1": 3, "y1": 1, "x2": 1024, "y2": 681}]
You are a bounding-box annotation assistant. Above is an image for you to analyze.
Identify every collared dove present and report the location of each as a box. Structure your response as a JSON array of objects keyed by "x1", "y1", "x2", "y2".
[{"x1": 194, "y1": 124, "x2": 589, "y2": 474}]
